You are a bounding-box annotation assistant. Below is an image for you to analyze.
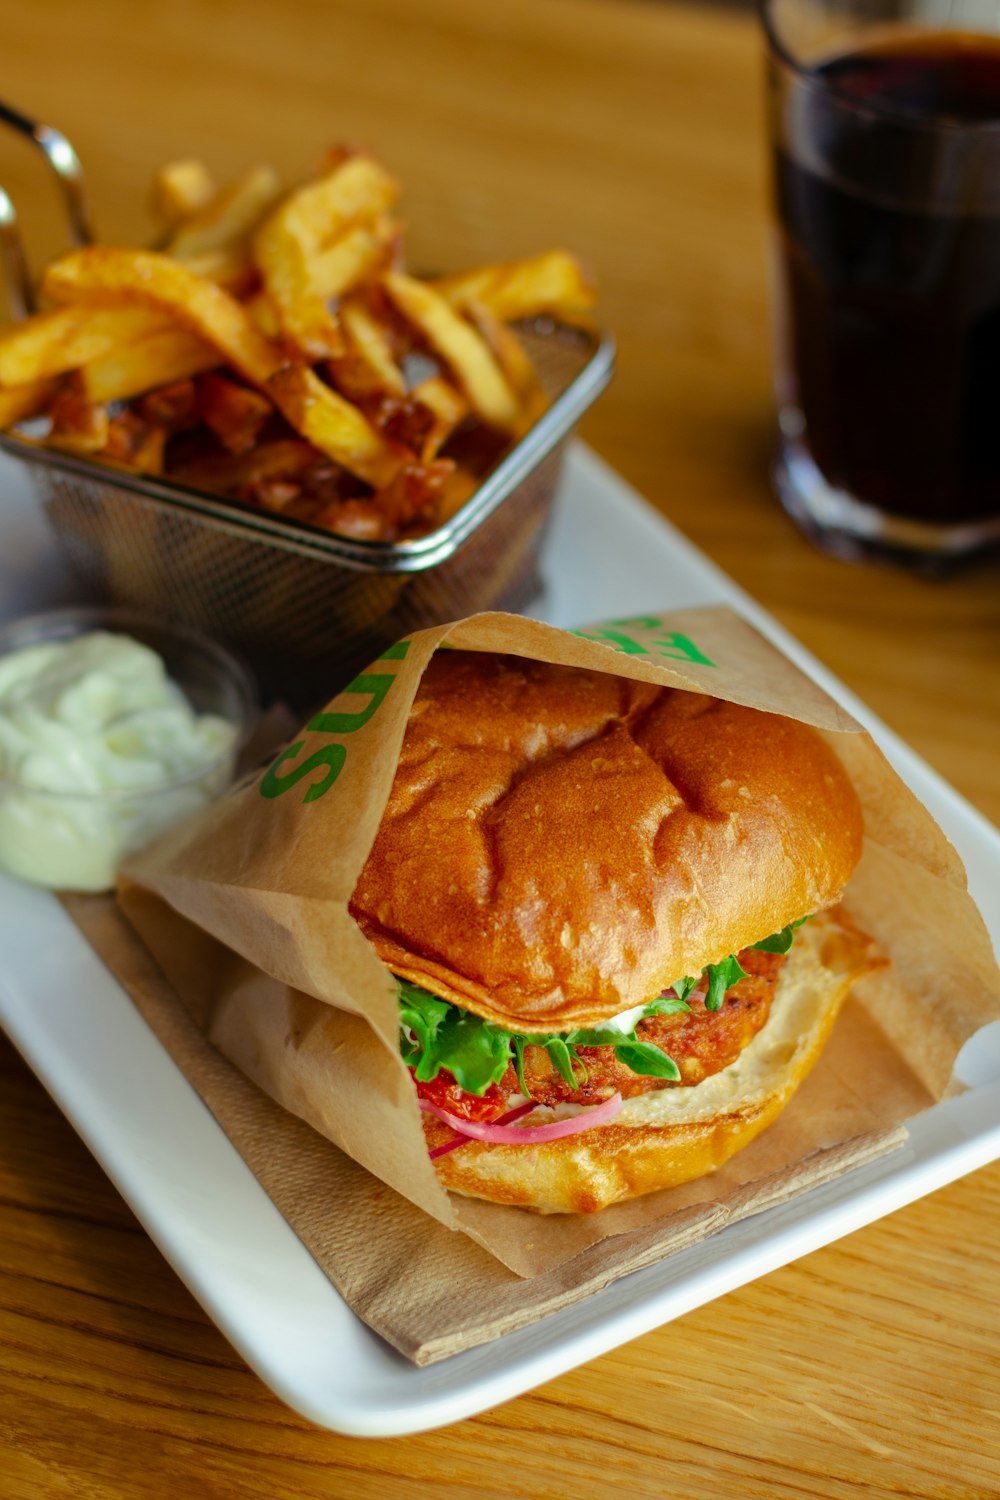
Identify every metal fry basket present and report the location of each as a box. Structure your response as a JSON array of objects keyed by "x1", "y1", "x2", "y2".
[
  {"x1": 0, "y1": 103, "x2": 613, "y2": 704},
  {"x1": 3, "y1": 323, "x2": 613, "y2": 704}
]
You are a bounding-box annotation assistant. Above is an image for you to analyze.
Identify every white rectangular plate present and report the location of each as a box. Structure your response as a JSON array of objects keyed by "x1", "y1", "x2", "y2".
[{"x1": 1, "y1": 444, "x2": 998, "y2": 1437}]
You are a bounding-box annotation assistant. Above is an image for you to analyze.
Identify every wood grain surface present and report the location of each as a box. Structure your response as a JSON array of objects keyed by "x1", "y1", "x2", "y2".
[{"x1": 0, "y1": 0, "x2": 998, "y2": 1495}]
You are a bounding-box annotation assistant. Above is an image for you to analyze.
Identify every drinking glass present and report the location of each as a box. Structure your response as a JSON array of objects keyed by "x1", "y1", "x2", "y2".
[{"x1": 762, "y1": 0, "x2": 1000, "y2": 567}]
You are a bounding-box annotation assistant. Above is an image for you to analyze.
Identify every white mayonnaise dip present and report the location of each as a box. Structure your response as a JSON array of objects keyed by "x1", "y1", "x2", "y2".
[
  {"x1": 602, "y1": 1001, "x2": 651, "y2": 1034},
  {"x1": 0, "y1": 630, "x2": 236, "y2": 891}
]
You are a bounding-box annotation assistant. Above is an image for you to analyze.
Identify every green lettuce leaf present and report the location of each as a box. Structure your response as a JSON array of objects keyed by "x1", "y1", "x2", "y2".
[{"x1": 399, "y1": 981, "x2": 512, "y2": 1093}]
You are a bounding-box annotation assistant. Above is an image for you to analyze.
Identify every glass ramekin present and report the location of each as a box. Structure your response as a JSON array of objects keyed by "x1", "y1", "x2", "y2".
[{"x1": 0, "y1": 605, "x2": 257, "y2": 891}]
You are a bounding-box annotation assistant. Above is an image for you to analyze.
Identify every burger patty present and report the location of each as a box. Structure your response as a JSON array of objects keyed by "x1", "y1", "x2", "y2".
[{"x1": 501, "y1": 946, "x2": 786, "y2": 1108}]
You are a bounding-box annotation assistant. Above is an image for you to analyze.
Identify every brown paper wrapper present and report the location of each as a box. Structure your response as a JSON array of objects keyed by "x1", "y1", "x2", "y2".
[{"x1": 72, "y1": 606, "x2": 999, "y2": 1358}]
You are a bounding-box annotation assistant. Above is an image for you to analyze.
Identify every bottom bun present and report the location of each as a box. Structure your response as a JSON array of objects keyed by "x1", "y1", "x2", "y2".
[{"x1": 425, "y1": 910, "x2": 882, "y2": 1213}]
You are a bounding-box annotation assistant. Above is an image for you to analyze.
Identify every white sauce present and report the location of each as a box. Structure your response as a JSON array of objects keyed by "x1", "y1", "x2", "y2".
[
  {"x1": 601, "y1": 1001, "x2": 651, "y2": 1034},
  {"x1": 0, "y1": 630, "x2": 236, "y2": 891}
]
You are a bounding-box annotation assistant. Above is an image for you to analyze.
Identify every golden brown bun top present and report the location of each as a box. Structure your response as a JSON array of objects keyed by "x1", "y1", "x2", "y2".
[{"x1": 349, "y1": 651, "x2": 863, "y2": 1029}]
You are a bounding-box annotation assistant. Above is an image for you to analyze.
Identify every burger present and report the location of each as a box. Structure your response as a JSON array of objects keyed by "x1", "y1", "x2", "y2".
[{"x1": 349, "y1": 649, "x2": 879, "y2": 1213}]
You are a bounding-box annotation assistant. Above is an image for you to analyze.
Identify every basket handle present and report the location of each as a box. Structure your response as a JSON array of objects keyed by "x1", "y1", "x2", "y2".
[
  {"x1": 0, "y1": 184, "x2": 34, "y2": 318},
  {"x1": 0, "y1": 100, "x2": 92, "y2": 319},
  {"x1": 0, "y1": 100, "x2": 92, "y2": 247}
]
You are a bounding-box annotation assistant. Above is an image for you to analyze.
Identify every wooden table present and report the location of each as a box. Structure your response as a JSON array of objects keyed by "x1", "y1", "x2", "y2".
[{"x1": 1, "y1": 1, "x2": 998, "y2": 1494}]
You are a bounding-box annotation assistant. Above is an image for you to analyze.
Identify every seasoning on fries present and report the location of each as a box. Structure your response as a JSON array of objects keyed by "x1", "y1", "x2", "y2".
[{"x1": 0, "y1": 149, "x2": 597, "y2": 541}]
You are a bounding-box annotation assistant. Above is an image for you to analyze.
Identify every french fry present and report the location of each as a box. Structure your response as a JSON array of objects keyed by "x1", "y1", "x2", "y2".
[
  {"x1": 432, "y1": 250, "x2": 597, "y2": 324},
  {"x1": 253, "y1": 156, "x2": 399, "y2": 359},
  {"x1": 312, "y1": 497, "x2": 389, "y2": 540},
  {"x1": 136, "y1": 379, "x2": 199, "y2": 432},
  {"x1": 167, "y1": 165, "x2": 281, "y2": 260},
  {"x1": 252, "y1": 228, "x2": 341, "y2": 359},
  {"x1": 382, "y1": 271, "x2": 520, "y2": 432},
  {"x1": 265, "y1": 156, "x2": 398, "y2": 248},
  {"x1": 46, "y1": 388, "x2": 110, "y2": 455},
  {"x1": 408, "y1": 376, "x2": 469, "y2": 460},
  {"x1": 374, "y1": 397, "x2": 437, "y2": 455},
  {"x1": 247, "y1": 478, "x2": 303, "y2": 514},
  {"x1": 436, "y1": 463, "x2": 481, "y2": 521},
  {"x1": 464, "y1": 299, "x2": 548, "y2": 431},
  {"x1": 0, "y1": 305, "x2": 170, "y2": 387},
  {"x1": 42, "y1": 247, "x2": 282, "y2": 388},
  {"x1": 171, "y1": 437, "x2": 319, "y2": 492},
  {"x1": 374, "y1": 379, "x2": 469, "y2": 461},
  {"x1": 196, "y1": 371, "x2": 273, "y2": 454},
  {"x1": 151, "y1": 160, "x2": 216, "y2": 228},
  {"x1": 102, "y1": 410, "x2": 166, "y2": 473},
  {"x1": 244, "y1": 290, "x2": 282, "y2": 341},
  {"x1": 179, "y1": 246, "x2": 258, "y2": 296},
  {"x1": 0, "y1": 378, "x2": 59, "y2": 428},
  {"x1": 339, "y1": 296, "x2": 405, "y2": 398},
  {"x1": 310, "y1": 223, "x2": 394, "y2": 302},
  {"x1": 372, "y1": 456, "x2": 454, "y2": 530},
  {"x1": 267, "y1": 363, "x2": 401, "y2": 486},
  {"x1": 78, "y1": 326, "x2": 221, "y2": 403}
]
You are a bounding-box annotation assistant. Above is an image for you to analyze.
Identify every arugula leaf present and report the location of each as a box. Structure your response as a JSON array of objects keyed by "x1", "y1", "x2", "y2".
[
  {"x1": 544, "y1": 1036, "x2": 583, "y2": 1089},
  {"x1": 561, "y1": 1024, "x2": 645, "y2": 1046},
  {"x1": 647, "y1": 993, "x2": 694, "y2": 1017},
  {"x1": 749, "y1": 916, "x2": 807, "y2": 955},
  {"x1": 672, "y1": 976, "x2": 700, "y2": 1004},
  {"x1": 512, "y1": 1035, "x2": 529, "y2": 1096},
  {"x1": 704, "y1": 953, "x2": 749, "y2": 1012},
  {"x1": 674, "y1": 916, "x2": 810, "y2": 1010},
  {"x1": 613, "y1": 1040, "x2": 682, "y2": 1082}
]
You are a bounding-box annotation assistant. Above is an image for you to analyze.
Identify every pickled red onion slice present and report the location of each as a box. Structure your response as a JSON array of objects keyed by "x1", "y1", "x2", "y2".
[
  {"x1": 422, "y1": 1091, "x2": 623, "y2": 1152},
  {"x1": 427, "y1": 1101, "x2": 536, "y2": 1161}
]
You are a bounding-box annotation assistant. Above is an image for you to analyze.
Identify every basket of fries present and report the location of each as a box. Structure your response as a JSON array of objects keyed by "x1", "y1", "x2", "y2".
[{"x1": 0, "y1": 138, "x2": 612, "y2": 702}]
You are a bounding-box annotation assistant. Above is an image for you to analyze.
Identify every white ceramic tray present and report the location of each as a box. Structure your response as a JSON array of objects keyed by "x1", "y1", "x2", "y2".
[{"x1": 1, "y1": 444, "x2": 998, "y2": 1438}]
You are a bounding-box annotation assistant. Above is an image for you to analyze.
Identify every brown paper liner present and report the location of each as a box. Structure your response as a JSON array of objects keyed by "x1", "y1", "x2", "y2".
[
  {"x1": 101, "y1": 607, "x2": 1000, "y2": 1307},
  {"x1": 64, "y1": 889, "x2": 908, "y2": 1364}
]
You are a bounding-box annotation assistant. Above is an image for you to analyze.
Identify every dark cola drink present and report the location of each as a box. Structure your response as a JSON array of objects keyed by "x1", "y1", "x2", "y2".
[{"x1": 769, "y1": 28, "x2": 1000, "y2": 547}]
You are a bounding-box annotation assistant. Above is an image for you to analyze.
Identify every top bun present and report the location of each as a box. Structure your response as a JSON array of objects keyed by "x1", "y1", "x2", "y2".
[{"x1": 350, "y1": 651, "x2": 863, "y2": 1030}]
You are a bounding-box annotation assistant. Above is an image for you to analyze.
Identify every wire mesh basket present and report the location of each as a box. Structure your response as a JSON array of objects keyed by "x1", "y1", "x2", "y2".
[{"x1": 3, "y1": 322, "x2": 612, "y2": 705}]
